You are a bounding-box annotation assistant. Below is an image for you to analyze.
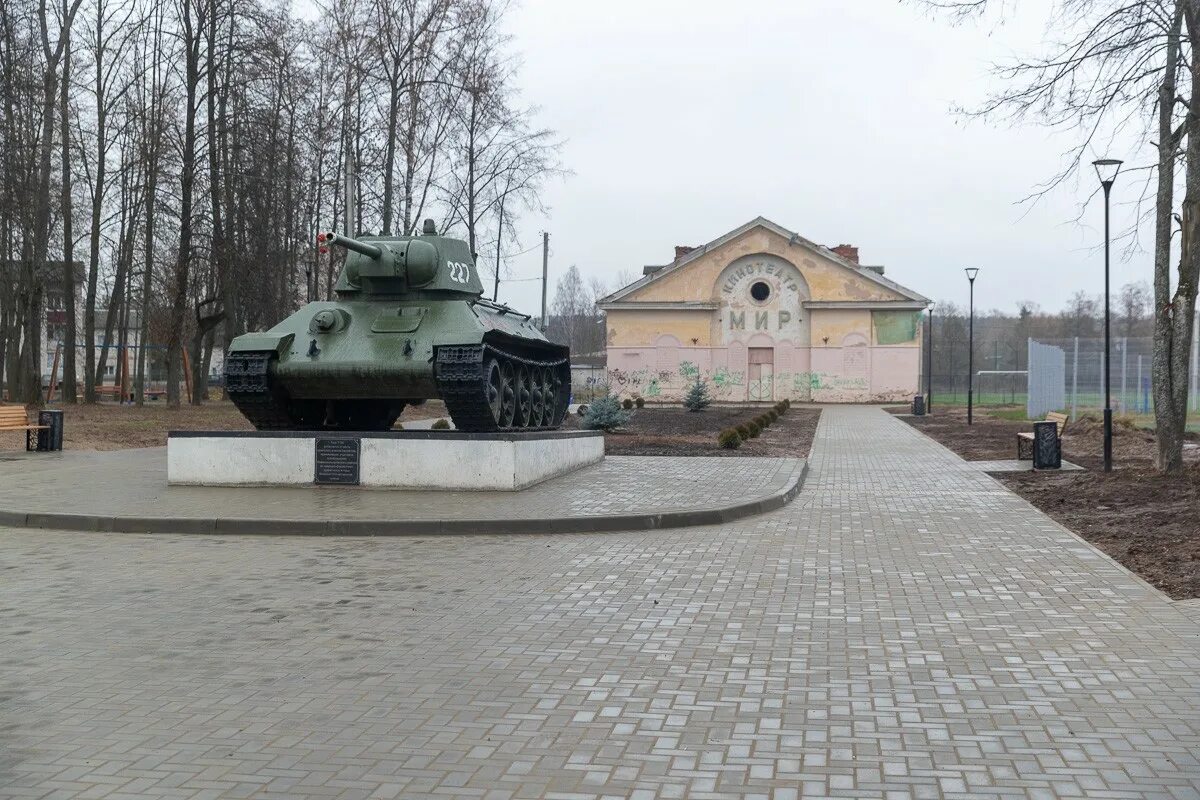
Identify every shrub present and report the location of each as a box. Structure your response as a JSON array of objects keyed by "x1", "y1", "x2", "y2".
[
  {"x1": 431, "y1": 418, "x2": 450, "y2": 430},
  {"x1": 635, "y1": 396, "x2": 645, "y2": 409},
  {"x1": 576, "y1": 404, "x2": 589, "y2": 416},
  {"x1": 748, "y1": 420, "x2": 762, "y2": 438},
  {"x1": 736, "y1": 423, "x2": 751, "y2": 441},
  {"x1": 583, "y1": 395, "x2": 631, "y2": 431},
  {"x1": 718, "y1": 428, "x2": 742, "y2": 449},
  {"x1": 683, "y1": 377, "x2": 712, "y2": 412},
  {"x1": 757, "y1": 414, "x2": 770, "y2": 427},
  {"x1": 395, "y1": 423, "x2": 404, "y2": 430},
  {"x1": 767, "y1": 410, "x2": 778, "y2": 423},
  {"x1": 621, "y1": 397, "x2": 634, "y2": 410},
  {"x1": 784, "y1": 398, "x2": 791, "y2": 409}
]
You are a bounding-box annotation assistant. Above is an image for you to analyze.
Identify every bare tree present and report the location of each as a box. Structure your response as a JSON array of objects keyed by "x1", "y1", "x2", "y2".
[
  {"x1": 918, "y1": 0, "x2": 1198, "y2": 471},
  {"x1": 1118, "y1": 281, "x2": 1152, "y2": 337}
]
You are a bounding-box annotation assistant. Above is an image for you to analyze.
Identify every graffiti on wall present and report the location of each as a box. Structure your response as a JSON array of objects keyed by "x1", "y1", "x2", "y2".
[
  {"x1": 608, "y1": 366, "x2": 745, "y2": 400},
  {"x1": 606, "y1": 365, "x2": 876, "y2": 401}
]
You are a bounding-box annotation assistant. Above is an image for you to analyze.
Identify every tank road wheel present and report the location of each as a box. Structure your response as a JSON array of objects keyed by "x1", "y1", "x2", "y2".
[
  {"x1": 499, "y1": 360, "x2": 517, "y2": 427},
  {"x1": 530, "y1": 368, "x2": 547, "y2": 427},
  {"x1": 514, "y1": 363, "x2": 533, "y2": 428},
  {"x1": 486, "y1": 358, "x2": 517, "y2": 429},
  {"x1": 538, "y1": 366, "x2": 556, "y2": 426},
  {"x1": 486, "y1": 358, "x2": 505, "y2": 426},
  {"x1": 546, "y1": 368, "x2": 565, "y2": 425}
]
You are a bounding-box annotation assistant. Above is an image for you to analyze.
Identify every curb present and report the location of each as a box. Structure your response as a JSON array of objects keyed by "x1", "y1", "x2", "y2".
[{"x1": 0, "y1": 461, "x2": 808, "y2": 537}]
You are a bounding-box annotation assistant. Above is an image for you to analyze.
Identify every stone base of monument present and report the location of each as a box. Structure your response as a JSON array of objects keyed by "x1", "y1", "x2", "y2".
[{"x1": 167, "y1": 429, "x2": 604, "y2": 490}]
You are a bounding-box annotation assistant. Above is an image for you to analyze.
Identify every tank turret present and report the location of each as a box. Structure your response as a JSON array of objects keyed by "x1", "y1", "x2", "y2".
[{"x1": 224, "y1": 220, "x2": 570, "y2": 432}]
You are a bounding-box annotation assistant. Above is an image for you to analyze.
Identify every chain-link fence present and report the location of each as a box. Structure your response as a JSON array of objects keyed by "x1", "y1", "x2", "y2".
[
  {"x1": 923, "y1": 334, "x2": 1200, "y2": 426},
  {"x1": 1025, "y1": 337, "x2": 1164, "y2": 419}
]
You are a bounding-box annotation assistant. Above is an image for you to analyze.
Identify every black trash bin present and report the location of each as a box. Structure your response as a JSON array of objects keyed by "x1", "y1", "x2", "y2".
[
  {"x1": 912, "y1": 395, "x2": 926, "y2": 416},
  {"x1": 1032, "y1": 420, "x2": 1060, "y2": 470},
  {"x1": 36, "y1": 409, "x2": 63, "y2": 452}
]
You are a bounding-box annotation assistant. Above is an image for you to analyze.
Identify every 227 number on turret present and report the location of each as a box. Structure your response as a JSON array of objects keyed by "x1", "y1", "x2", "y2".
[{"x1": 447, "y1": 261, "x2": 472, "y2": 284}]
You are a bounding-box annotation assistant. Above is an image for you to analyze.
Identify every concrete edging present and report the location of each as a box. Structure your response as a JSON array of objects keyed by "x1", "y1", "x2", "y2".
[{"x1": 0, "y1": 461, "x2": 808, "y2": 537}]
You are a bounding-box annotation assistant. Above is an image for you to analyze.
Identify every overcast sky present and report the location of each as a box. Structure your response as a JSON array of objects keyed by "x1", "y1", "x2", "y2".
[{"x1": 491, "y1": 0, "x2": 1152, "y2": 317}]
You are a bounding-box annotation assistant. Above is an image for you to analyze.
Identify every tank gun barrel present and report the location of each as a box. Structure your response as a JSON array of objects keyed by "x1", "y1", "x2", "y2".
[{"x1": 320, "y1": 231, "x2": 382, "y2": 260}]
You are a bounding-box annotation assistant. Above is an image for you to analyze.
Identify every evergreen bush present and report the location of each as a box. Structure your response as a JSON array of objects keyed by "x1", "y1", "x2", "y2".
[
  {"x1": 635, "y1": 396, "x2": 645, "y2": 409},
  {"x1": 736, "y1": 423, "x2": 751, "y2": 440},
  {"x1": 683, "y1": 377, "x2": 712, "y2": 412},
  {"x1": 431, "y1": 418, "x2": 450, "y2": 430},
  {"x1": 622, "y1": 397, "x2": 634, "y2": 410},
  {"x1": 718, "y1": 428, "x2": 741, "y2": 449},
  {"x1": 748, "y1": 420, "x2": 762, "y2": 438},
  {"x1": 767, "y1": 410, "x2": 778, "y2": 423},
  {"x1": 582, "y1": 395, "x2": 631, "y2": 431}
]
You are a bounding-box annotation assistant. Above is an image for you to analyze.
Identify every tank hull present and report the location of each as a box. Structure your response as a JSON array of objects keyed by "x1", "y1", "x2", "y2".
[{"x1": 226, "y1": 297, "x2": 571, "y2": 432}]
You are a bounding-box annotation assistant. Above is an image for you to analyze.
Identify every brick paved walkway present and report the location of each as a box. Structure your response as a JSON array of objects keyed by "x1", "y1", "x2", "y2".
[
  {"x1": 2, "y1": 406, "x2": 1200, "y2": 798},
  {"x1": 0, "y1": 451, "x2": 803, "y2": 533}
]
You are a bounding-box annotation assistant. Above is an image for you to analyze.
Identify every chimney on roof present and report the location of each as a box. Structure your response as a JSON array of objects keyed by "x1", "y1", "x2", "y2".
[
  {"x1": 674, "y1": 245, "x2": 696, "y2": 261},
  {"x1": 831, "y1": 244, "x2": 859, "y2": 264}
]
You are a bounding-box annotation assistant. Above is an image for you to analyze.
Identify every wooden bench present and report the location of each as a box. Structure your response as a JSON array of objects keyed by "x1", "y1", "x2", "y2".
[
  {"x1": 0, "y1": 404, "x2": 47, "y2": 451},
  {"x1": 1017, "y1": 411, "x2": 1069, "y2": 460}
]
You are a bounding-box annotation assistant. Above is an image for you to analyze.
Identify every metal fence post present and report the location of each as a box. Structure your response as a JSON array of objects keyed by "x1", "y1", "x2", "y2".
[
  {"x1": 1071, "y1": 336, "x2": 1079, "y2": 421},
  {"x1": 1121, "y1": 337, "x2": 1127, "y2": 414},
  {"x1": 1026, "y1": 338, "x2": 1033, "y2": 418},
  {"x1": 1137, "y1": 354, "x2": 1144, "y2": 413}
]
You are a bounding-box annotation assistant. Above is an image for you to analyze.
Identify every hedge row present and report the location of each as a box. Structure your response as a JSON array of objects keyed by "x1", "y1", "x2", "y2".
[{"x1": 717, "y1": 399, "x2": 791, "y2": 449}]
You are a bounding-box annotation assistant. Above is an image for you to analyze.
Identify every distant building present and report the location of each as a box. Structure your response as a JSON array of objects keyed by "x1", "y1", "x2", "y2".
[{"x1": 597, "y1": 217, "x2": 929, "y2": 403}]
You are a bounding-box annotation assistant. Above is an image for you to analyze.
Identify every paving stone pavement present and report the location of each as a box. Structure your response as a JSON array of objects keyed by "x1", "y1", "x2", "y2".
[
  {"x1": 0, "y1": 450, "x2": 801, "y2": 527},
  {"x1": 2, "y1": 405, "x2": 1200, "y2": 799}
]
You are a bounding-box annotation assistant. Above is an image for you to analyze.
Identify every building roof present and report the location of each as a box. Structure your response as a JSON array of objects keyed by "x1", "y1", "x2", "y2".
[{"x1": 599, "y1": 217, "x2": 929, "y2": 307}]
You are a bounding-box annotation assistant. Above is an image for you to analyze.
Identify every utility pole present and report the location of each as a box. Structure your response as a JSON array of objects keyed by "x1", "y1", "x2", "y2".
[
  {"x1": 540, "y1": 231, "x2": 549, "y2": 330},
  {"x1": 344, "y1": 146, "x2": 355, "y2": 238}
]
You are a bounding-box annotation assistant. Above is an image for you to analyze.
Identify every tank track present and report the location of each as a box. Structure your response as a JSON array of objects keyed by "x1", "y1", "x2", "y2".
[
  {"x1": 435, "y1": 342, "x2": 570, "y2": 433},
  {"x1": 224, "y1": 350, "x2": 296, "y2": 430}
]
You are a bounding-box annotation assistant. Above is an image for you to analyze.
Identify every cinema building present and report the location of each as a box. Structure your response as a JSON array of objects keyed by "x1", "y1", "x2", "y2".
[{"x1": 597, "y1": 217, "x2": 929, "y2": 403}]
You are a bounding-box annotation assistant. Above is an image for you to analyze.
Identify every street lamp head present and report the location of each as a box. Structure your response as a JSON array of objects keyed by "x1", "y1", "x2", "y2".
[
  {"x1": 964, "y1": 267, "x2": 979, "y2": 283},
  {"x1": 1093, "y1": 158, "x2": 1123, "y2": 187}
]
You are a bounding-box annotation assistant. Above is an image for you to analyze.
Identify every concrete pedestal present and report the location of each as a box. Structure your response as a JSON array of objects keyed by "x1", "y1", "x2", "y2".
[{"x1": 167, "y1": 429, "x2": 605, "y2": 490}]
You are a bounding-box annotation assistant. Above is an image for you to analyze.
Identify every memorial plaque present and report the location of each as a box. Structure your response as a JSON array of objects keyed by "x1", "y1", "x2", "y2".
[{"x1": 314, "y1": 437, "x2": 361, "y2": 485}]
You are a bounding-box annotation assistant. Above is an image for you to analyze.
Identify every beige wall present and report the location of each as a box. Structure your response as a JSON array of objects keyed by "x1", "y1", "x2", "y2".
[{"x1": 606, "y1": 309, "x2": 714, "y2": 347}]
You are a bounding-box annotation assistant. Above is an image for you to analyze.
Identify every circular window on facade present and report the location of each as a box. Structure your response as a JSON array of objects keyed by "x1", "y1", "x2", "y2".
[{"x1": 750, "y1": 281, "x2": 771, "y2": 302}]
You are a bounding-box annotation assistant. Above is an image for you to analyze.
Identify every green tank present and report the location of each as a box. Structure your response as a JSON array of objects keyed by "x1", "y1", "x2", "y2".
[{"x1": 224, "y1": 220, "x2": 570, "y2": 432}]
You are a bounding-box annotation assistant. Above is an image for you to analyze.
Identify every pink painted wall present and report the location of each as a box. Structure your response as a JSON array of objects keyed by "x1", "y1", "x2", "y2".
[{"x1": 606, "y1": 342, "x2": 918, "y2": 403}]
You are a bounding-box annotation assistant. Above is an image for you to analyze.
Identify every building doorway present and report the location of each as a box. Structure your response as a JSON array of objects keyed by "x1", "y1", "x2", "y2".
[{"x1": 748, "y1": 347, "x2": 774, "y2": 400}]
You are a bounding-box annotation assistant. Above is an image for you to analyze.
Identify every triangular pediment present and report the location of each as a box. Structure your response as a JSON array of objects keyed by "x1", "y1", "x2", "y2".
[{"x1": 599, "y1": 217, "x2": 927, "y2": 306}]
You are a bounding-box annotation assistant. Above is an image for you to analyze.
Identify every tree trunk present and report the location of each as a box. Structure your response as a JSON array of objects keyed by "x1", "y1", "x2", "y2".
[
  {"x1": 167, "y1": 0, "x2": 201, "y2": 407},
  {"x1": 59, "y1": 7, "x2": 76, "y2": 403},
  {"x1": 1153, "y1": 3, "x2": 1191, "y2": 472}
]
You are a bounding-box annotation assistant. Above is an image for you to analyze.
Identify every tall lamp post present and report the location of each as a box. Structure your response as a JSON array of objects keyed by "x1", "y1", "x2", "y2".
[
  {"x1": 927, "y1": 308, "x2": 934, "y2": 412},
  {"x1": 965, "y1": 268, "x2": 979, "y2": 424},
  {"x1": 1094, "y1": 157, "x2": 1122, "y2": 472}
]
